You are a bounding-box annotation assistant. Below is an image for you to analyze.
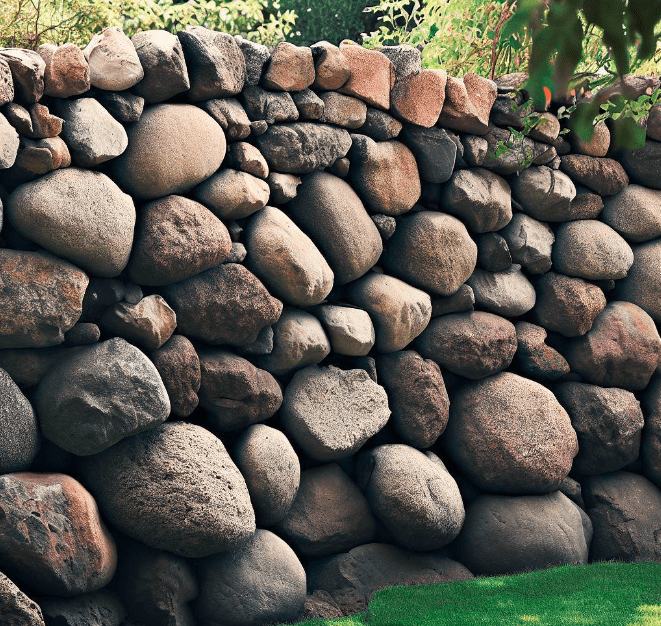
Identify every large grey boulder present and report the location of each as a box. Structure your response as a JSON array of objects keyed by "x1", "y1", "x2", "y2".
[
  {"x1": 281, "y1": 365, "x2": 390, "y2": 461},
  {"x1": 400, "y1": 124, "x2": 456, "y2": 183},
  {"x1": 83, "y1": 26, "x2": 144, "y2": 91},
  {"x1": 455, "y1": 492, "x2": 590, "y2": 575},
  {"x1": 601, "y1": 184, "x2": 661, "y2": 243},
  {"x1": 615, "y1": 240, "x2": 661, "y2": 322},
  {"x1": 7, "y1": 168, "x2": 135, "y2": 278},
  {"x1": 383, "y1": 211, "x2": 477, "y2": 296},
  {"x1": 0, "y1": 367, "x2": 40, "y2": 473},
  {"x1": 467, "y1": 265, "x2": 536, "y2": 317},
  {"x1": 510, "y1": 166, "x2": 576, "y2": 221},
  {"x1": 618, "y1": 139, "x2": 661, "y2": 190},
  {"x1": 0, "y1": 250, "x2": 88, "y2": 349},
  {"x1": 193, "y1": 530, "x2": 306, "y2": 626},
  {"x1": 357, "y1": 446, "x2": 464, "y2": 551},
  {"x1": 110, "y1": 104, "x2": 226, "y2": 200},
  {"x1": 79, "y1": 422, "x2": 255, "y2": 558},
  {"x1": 288, "y1": 172, "x2": 382, "y2": 285},
  {"x1": 34, "y1": 338, "x2": 170, "y2": 456},
  {"x1": 444, "y1": 372, "x2": 578, "y2": 494}
]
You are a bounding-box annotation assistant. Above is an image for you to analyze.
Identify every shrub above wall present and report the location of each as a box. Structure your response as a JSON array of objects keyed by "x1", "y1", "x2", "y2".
[{"x1": 1, "y1": 25, "x2": 661, "y2": 626}]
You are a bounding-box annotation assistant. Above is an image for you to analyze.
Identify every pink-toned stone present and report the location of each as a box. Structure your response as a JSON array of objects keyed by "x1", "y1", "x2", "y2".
[
  {"x1": 27, "y1": 103, "x2": 63, "y2": 139},
  {"x1": 38, "y1": 43, "x2": 90, "y2": 97},
  {"x1": 262, "y1": 42, "x2": 314, "y2": 92},
  {"x1": 437, "y1": 73, "x2": 497, "y2": 135},
  {"x1": 15, "y1": 136, "x2": 70, "y2": 174},
  {"x1": 390, "y1": 69, "x2": 446, "y2": 128},
  {"x1": 311, "y1": 41, "x2": 350, "y2": 91},
  {"x1": 338, "y1": 41, "x2": 395, "y2": 110}
]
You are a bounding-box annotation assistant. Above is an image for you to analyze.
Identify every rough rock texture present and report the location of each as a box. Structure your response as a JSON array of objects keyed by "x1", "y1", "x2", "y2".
[
  {"x1": 263, "y1": 42, "x2": 314, "y2": 91},
  {"x1": 315, "y1": 305, "x2": 374, "y2": 356},
  {"x1": 499, "y1": 213, "x2": 554, "y2": 274},
  {"x1": 444, "y1": 372, "x2": 578, "y2": 494},
  {"x1": 618, "y1": 140, "x2": 661, "y2": 190},
  {"x1": 566, "y1": 301, "x2": 661, "y2": 391},
  {"x1": 38, "y1": 43, "x2": 90, "y2": 98},
  {"x1": 110, "y1": 104, "x2": 226, "y2": 200},
  {"x1": 357, "y1": 445, "x2": 464, "y2": 551},
  {"x1": 311, "y1": 41, "x2": 350, "y2": 91},
  {"x1": 276, "y1": 464, "x2": 376, "y2": 557},
  {"x1": 455, "y1": 492, "x2": 590, "y2": 575},
  {"x1": 615, "y1": 240, "x2": 661, "y2": 322},
  {"x1": 384, "y1": 211, "x2": 477, "y2": 296},
  {"x1": 318, "y1": 92, "x2": 364, "y2": 128},
  {"x1": 437, "y1": 73, "x2": 497, "y2": 135},
  {"x1": 201, "y1": 98, "x2": 250, "y2": 140},
  {"x1": 234, "y1": 425, "x2": 300, "y2": 527},
  {"x1": 555, "y1": 382, "x2": 644, "y2": 475},
  {"x1": 0, "y1": 473, "x2": 117, "y2": 596},
  {"x1": 83, "y1": 27, "x2": 144, "y2": 91},
  {"x1": 235, "y1": 36, "x2": 270, "y2": 86},
  {"x1": 511, "y1": 166, "x2": 576, "y2": 221},
  {"x1": 34, "y1": 338, "x2": 170, "y2": 456},
  {"x1": 0, "y1": 571, "x2": 45, "y2": 626},
  {"x1": 38, "y1": 590, "x2": 127, "y2": 626},
  {"x1": 162, "y1": 264, "x2": 282, "y2": 347},
  {"x1": 194, "y1": 169, "x2": 269, "y2": 221},
  {"x1": 582, "y1": 471, "x2": 661, "y2": 562},
  {"x1": 281, "y1": 365, "x2": 390, "y2": 461},
  {"x1": 560, "y1": 155, "x2": 629, "y2": 196},
  {"x1": 337, "y1": 41, "x2": 394, "y2": 110},
  {"x1": 601, "y1": 184, "x2": 661, "y2": 243},
  {"x1": 79, "y1": 422, "x2": 255, "y2": 558},
  {"x1": 193, "y1": 530, "x2": 306, "y2": 626},
  {"x1": 514, "y1": 322, "x2": 570, "y2": 381},
  {"x1": 642, "y1": 376, "x2": 661, "y2": 487},
  {"x1": 401, "y1": 125, "x2": 456, "y2": 183},
  {"x1": 467, "y1": 265, "x2": 536, "y2": 317},
  {"x1": 7, "y1": 168, "x2": 135, "y2": 278},
  {"x1": 198, "y1": 349, "x2": 282, "y2": 432},
  {"x1": 0, "y1": 49, "x2": 45, "y2": 104},
  {"x1": 416, "y1": 312, "x2": 517, "y2": 379},
  {"x1": 390, "y1": 69, "x2": 446, "y2": 127},
  {"x1": 0, "y1": 250, "x2": 88, "y2": 349}
]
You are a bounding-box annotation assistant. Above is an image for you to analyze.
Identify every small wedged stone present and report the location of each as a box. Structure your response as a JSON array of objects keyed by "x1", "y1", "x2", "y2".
[
  {"x1": 83, "y1": 26, "x2": 144, "y2": 91},
  {"x1": 477, "y1": 232, "x2": 511, "y2": 272},
  {"x1": 338, "y1": 41, "x2": 394, "y2": 110},
  {"x1": 315, "y1": 305, "x2": 375, "y2": 356},
  {"x1": 193, "y1": 169, "x2": 270, "y2": 221},
  {"x1": 437, "y1": 73, "x2": 497, "y2": 135},
  {"x1": 95, "y1": 90, "x2": 144, "y2": 123},
  {"x1": 467, "y1": 264, "x2": 536, "y2": 317},
  {"x1": 267, "y1": 172, "x2": 301, "y2": 204},
  {"x1": 262, "y1": 42, "x2": 314, "y2": 91},
  {"x1": 38, "y1": 43, "x2": 90, "y2": 98},
  {"x1": 560, "y1": 154, "x2": 629, "y2": 196},
  {"x1": 311, "y1": 41, "x2": 350, "y2": 90},
  {"x1": 38, "y1": 590, "x2": 127, "y2": 626},
  {"x1": 229, "y1": 141, "x2": 268, "y2": 178},
  {"x1": 361, "y1": 108, "x2": 402, "y2": 140},
  {"x1": 320, "y1": 92, "x2": 366, "y2": 129},
  {"x1": 499, "y1": 213, "x2": 554, "y2": 274},
  {"x1": 241, "y1": 86, "x2": 298, "y2": 124},
  {"x1": 14, "y1": 136, "x2": 70, "y2": 175},
  {"x1": 27, "y1": 103, "x2": 63, "y2": 139},
  {"x1": 0, "y1": 111, "x2": 20, "y2": 169},
  {"x1": 4, "y1": 102, "x2": 32, "y2": 134},
  {"x1": 63, "y1": 323, "x2": 99, "y2": 346},
  {"x1": 292, "y1": 88, "x2": 324, "y2": 120},
  {"x1": 200, "y1": 98, "x2": 251, "y2": 141},
  {"x1": 431, "y1": 284, "x2": 475, "y2": 317},
  {"x1": 514, "y1": 321, "x2": 570, "y2": 381}
]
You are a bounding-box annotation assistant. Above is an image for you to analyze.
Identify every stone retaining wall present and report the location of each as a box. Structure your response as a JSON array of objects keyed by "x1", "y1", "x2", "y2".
[{"x1": 1, "y1": 26, "x2": 661, "y2": 626}]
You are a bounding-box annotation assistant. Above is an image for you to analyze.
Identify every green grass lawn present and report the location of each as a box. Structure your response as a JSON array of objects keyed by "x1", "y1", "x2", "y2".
[{"x1": 293, "y1": 562, "x2": 661, "y2": 626}]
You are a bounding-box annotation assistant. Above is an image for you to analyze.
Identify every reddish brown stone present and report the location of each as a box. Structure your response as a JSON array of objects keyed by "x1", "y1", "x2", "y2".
[
  {"x1": 437, "y1": 73, "x2": 497, "y2": 135},
  {"x1": 560, "y1": 155, "x2": 629, "y2": 196},
  {"x1": 262, "y1": 42, "x2": 314, "y2": 92},
  {"x1": 390, "y1": 69, "x2": 446, "y2": 128},
  {"x1": 311, "y1": 41, "x2": 350, "y2": 91},
  {"x1": 338, "y1": 41, "x2": 395, "y2": 110}
]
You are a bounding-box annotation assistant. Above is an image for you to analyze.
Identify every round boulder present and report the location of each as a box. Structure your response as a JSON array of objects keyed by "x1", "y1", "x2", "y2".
[
  {"x1": 34, "y1": 338, "x2": 170, "y2": 456},
  {"x1": 79, "y1": 422, "x2": 255, "y2": 558},
  {"x1": 601, "y1": 184, "x2": 661, "y2": 243},
  {"x1": 615, "y1": 239, "x2": 661, "y2": 322},
  {"x1": 356, "y1": 445, "x2": 465, "y2": 551},
  {"x1": 7, "y1": 168, "x2": 135, "y2": 278},
  {"x1": 110, "y1": 104, "x2": 226, "y2": 200},
  {"x1": 454, "y1": 491, "x2": 589, "y2": 575},
  {"x1": 444, "y1": 372, "x2": 578, "y2": 493},
  {"x1": 383, "y1": 211, "x2": 477, "y2": 296},
  {"x1": 193, "y1": 530, "x2": 306, "y2": 626},
  {"x1": 281, "y1": 365, "x2": 390, "y2": 462},
  {"x1": 642, "y1": 376, "x2": 661, "y2": 487},
  {"x1": 466, "y1": 265, "x2": 536, "y2": 317},
  {"x1": 510, "y1": 165, "x2": 576, "y2": 221}
]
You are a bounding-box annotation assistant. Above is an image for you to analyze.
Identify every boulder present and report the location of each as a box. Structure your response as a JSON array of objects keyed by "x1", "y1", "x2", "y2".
[
  {"x1": 552, "y1": 220, "x2": 633, "y2": 280},
  {"x1": 0, "y1": 111, "x2": 19, "y2": 169},
  {"x1": 131, "y1": 29, "x2": 190, "y2": 103},
  {"x1": 533, "y1": 272, "x2": 606, "y2": 337},
  {"x1": 162, "y1": 263, "x2": 282, "y2": 347},
  {"x1": 311, "y1": 41, "x2": 351, "y2": 90},
  {"x1": 128, "y1": 195, "x2": 231, "y2": 287},
  {"x1": 582, "y1": 471, "x2": 661, "y2": 562},
  {"x1": 390, "y1": 69, "x2": 446, "y2": 129},
  {"x1": 467, "y1": 265, "x2": 536, "y2": 317},
  {"x1": 0, "y1": 250, "x2": 88, "y2": 349},
  {"x1": 235, "y1": 36, "x2": 270, "y2": 86},
  {"x1": 308, "y1": 543, "x2": 473, "y2": 617},
  {"x1": 347, "y1": 273, "x2": 431, "y2": 353},
  {"x1": 193, "y1": 169, "x2": 269, "y2": 221},
  {"x1": 281, "y1": 364, "x2": 390, "y2": 461},
  {"x1": 8, "y1": 168, "x2": 135, "y2": 278},
  {"x1": 445, "y1": 372, "x2": 578, "y2": 493},
  {"x1": 200, "y1": 98, "x2": 251, "y2": 140},
  {"x1": 437, "y1": 73, "x2": 497, "y2": 135},
  {"x1": 361, "y1": 108, "x2": 403, "y2": 140},
  {"x1": 510, "y1": 166, "x2": 576, "y2": 221},
  {"x1": 0, "y1": 571, "x2": 45, "y2": 626},
  {"x1": 462, "y1": 134, "x2": 488, "y2": 166},
  {"x1": 319, "y1": 92, "x2": 366, "y2": 128},
  {"x1": 600, "y1": 184, "x2": 661, "y2": 243},
  {"x1": 555, "y1": 382, "x2": 644, "y2": 475},
  {"x1": 288, "y1": 171, "x2": 382, "y2": 284},
  {"x1": 615, "y1": 240, "x2": 661, "y2": 322},
  {"x1": 570, "y1": 119, "x2": 610, "y2": 156},
  {"x1": 0, "y1": 368, "x2": 40, "y2": 473},
  {"x1": 198, "y1": 349, "x2": 282, "y2": 432},
  {"x1": 34, "y1": 338, "x2": 169, "y2": 456},
  {"x1": 642, "y1": 376, "x2": 661, "y2": 487},
  {"x1": 528, "y1": 112, "x2": 561, "y2": 143},
  {"x1": 110, "y1": 104, "x2": 226, "y2": 200},
  {"x1": 400, "y1": 125, "x2": 456, "y2": 183},
  {"x1": 560, "y1": 155, "x2": 629, "y2": 196},
  {"x1": 177, "y1": 26, "x2": 245, "y2": 100},
  {"x1": 234, "y1": 425, "x2": 300, "y2": 527},
  {"x1": 0, "y1": 49, "x2": 45, "y2": 103},
  {"x1": 349, "y1": 135, "x2": 420, "y2": 216},
  {"x1": 499, "y1": 213, "x2": 554, "y2": 274},
  {"x1": 262, "y1": 41, "x2": 314, "y2": 91},
  {"x1": 229, "y1": 141, "x2": 269, "y2": 178},
  {"x1": 315, "y1": 305, "x2": 375, "y2": 356},
  {"x1": 441, "y1": 168, "x2": 512, "y2": 233},
  {"x1": 38, "y1": 590, "x2": 126, "y2": 626},
  {"x1": 617, "y1": 139, "x2": 661, "y2": 190},
  {"x1": 357, "y1": 445, "x2": 464, "y2": 551},
  {"x1": 276, "y1": 464, "x2": 376, "y2": 557},
  {"x1": 256, "y1": 308, "x2": 330, "y2": 377},
  {"x1": 0, "y1": 473, "x2": 116, "y2": 596},
  {"x1": 477, "y1": 232, "x2": 511, "y2": 272},
  {"x1": 337, "y1": 41, "x2": 394, "y2": 109},
  {"x1": 256, "y1": 122, "x2": 351, "y2": 174},
  {"x1": 83, "y1": 26, "x2": 143, "y2": 90},
  {"x1": 514, "y1": 321, "x2": 570, "y2": 381},
  {"x1": 245, "y1": 206, "x2": 334, "y2": 307},
  {"x1": 383, "y1": 211, "x2": 477, "y2": 296},
  {"x1": 241, "y1": 86, "x2": 298, "y2": 124},
  {"x1": 193, "y1": 530, "x2": 306, "y2": 626},
  {"x1": 292, "y1": 88, "x2": 325, "y2": 120},
  {"x1": 455, "y1": 492, "x2": 589, "y2": 574},
  {"x1": 416, "y1": 311, "x2": 516, "y2": 379},
  {"x1": 79, "y1": 422, "x2": 255, "y2": 558},
  {"x1": 149, "y1": 335, "x2": 200, "y2": 418},
  {"x1": 566, "y1": 301, "x2": 661, "y2": 392}
]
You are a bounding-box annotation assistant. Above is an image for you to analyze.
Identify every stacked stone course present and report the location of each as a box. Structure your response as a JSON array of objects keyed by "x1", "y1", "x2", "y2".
[{"x1": 0, "y1": 26, "x2": 661, "y2": 626}]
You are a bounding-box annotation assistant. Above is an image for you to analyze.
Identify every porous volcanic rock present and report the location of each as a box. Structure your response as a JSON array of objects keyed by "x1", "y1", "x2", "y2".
[
  {"x1": 235, "y1": 35, "x2": 270, "y2": 86},
  {"x1": 444, "y1": 372, "x2": 578, "y2": 493},
  {"x1": 0, "y1": 49, "x2": 45, "y2": 104},
  {"x1": 78, "y1": 422, "x2": 255, "y2": 558},
  {"x1": 0, "y1": 571, "x2": 45, "y2": 626},
  {"x1": 319, "y1": 92, "x2": 366, "y2": 128},
  {"x1": 390, "y1": 69, "x2": 446, "y2": 127},
  {"x1": 281, "y1": 364, "x2": 390, "y2": 461}
]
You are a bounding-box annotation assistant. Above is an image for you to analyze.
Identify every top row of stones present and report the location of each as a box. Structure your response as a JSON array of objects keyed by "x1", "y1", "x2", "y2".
[{"x1": 0, "y1": 26, "x2": 496, "y2": 133}]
